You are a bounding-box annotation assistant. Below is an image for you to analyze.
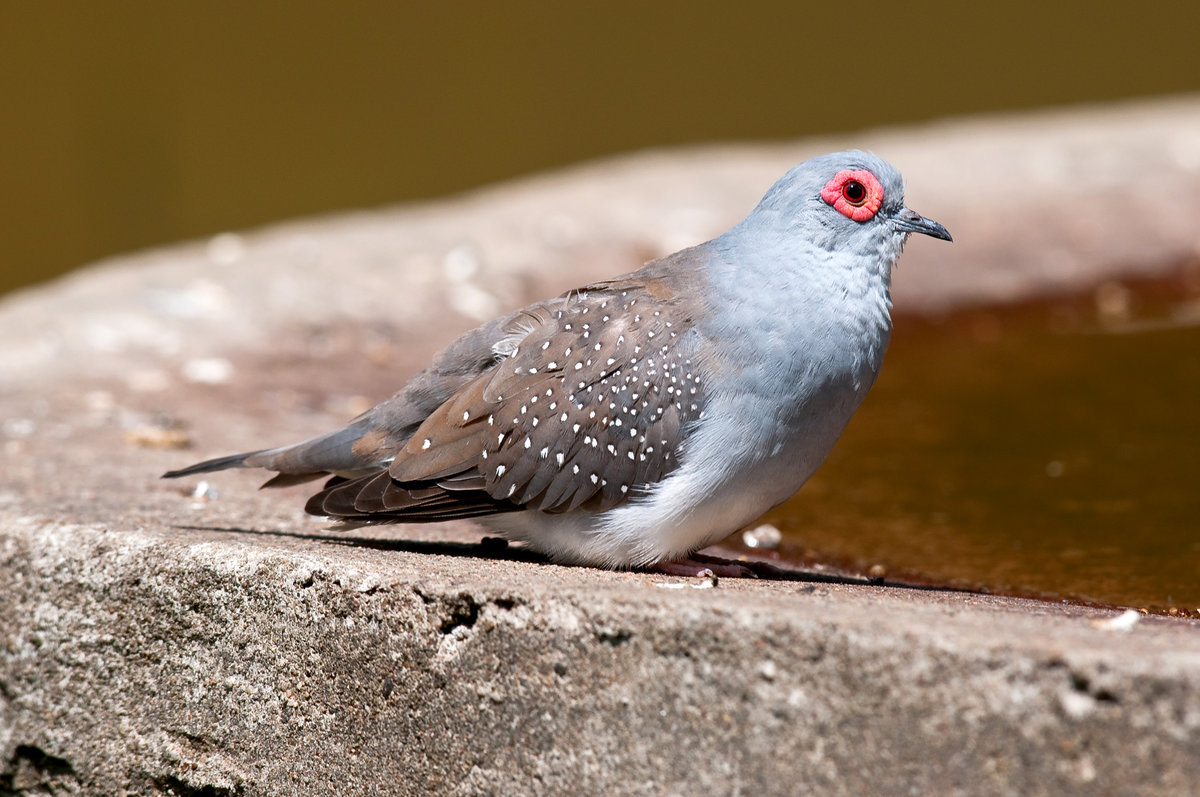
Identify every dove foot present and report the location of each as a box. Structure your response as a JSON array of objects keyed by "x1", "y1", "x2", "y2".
[{"x1": 650, "y1": 552, "x2": 758, "y2": 579}]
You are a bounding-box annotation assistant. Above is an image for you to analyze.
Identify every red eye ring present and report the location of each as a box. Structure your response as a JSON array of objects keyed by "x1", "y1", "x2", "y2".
[{"x1": 821, "y1": 169, "x2": 884, "y2": 222}]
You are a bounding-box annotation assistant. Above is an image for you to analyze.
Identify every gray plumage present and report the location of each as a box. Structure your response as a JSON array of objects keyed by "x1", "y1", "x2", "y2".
[{"x1": 164, "y1": 150, "x2": 951, "y2": 568}]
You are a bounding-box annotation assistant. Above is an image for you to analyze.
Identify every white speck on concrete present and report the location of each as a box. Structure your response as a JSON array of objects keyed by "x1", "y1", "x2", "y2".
[
  {"x1": 3, "y1": 418, "x2": 35, "y2": 439},
  {"x1": 443, "y1": 243, "x2": 481, "y2": 282},
  {"x1": 207, "y1": 232, "x2": 247, "y2": 265},
  {"x1": 191, "y1": 481, "x2": 218, "y2": 501},
  {"x1": 742, "y1": 524, "x2": 782, "y2": 550},
  {"x1": 1092, "y1": 609, "x2": 1141, "y2": 632},
  {"x1": 182, "y1": 357, "x2": 234, "y2": 385},
  {"x1": 1058, "y1": 688, "x2": 1097, "y2": 720}
]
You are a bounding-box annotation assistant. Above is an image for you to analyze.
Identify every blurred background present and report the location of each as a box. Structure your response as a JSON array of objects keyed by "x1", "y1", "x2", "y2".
[{"x1": 2, "y1": 1, "x2": 1199, "y2": 297}]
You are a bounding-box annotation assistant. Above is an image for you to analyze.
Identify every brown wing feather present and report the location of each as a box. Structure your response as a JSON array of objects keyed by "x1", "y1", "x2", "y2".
[
  {"x1": 306, "y1": 274, "x2": 709, "y2": 523},
  {"x1": 308, "y1": 471, "x2": 520, "y2": 521}
]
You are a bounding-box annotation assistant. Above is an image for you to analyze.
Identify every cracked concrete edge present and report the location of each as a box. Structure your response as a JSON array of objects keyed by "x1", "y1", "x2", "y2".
[{"x1": 3, "y1": 519, "x2": 1200, "y2": 796}]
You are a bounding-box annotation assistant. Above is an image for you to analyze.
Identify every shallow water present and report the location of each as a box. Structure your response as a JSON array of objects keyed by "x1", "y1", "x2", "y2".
[{"x1": 753, "y1": 268, "x2": 1200, "y2": 614}]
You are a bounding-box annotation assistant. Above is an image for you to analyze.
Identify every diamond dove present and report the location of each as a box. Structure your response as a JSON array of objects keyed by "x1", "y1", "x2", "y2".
[{"x1": 165, "y1": 151, "x2": 951, "y2": 571}]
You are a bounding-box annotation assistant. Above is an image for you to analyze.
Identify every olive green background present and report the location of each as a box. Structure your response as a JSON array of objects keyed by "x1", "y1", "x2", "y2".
[{"x1": 2, "y1": 2, "x2": 1197, "y2": 296}]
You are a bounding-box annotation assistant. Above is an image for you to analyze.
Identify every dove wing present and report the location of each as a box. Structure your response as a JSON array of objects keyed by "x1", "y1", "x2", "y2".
[{"x1": 307, "y1": 275, "x2": 708, "y2": 522}]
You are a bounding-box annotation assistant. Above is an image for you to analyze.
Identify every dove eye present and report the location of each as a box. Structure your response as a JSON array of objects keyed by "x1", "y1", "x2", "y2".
[
  {"x1": 820, "y1": 169, "x2": 884, "y2": 223},
  {"x1": 841, "y1": 180, "x2": 867, "y2": 206}
]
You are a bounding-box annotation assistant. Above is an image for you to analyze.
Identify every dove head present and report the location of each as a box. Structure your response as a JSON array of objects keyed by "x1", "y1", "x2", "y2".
[{"x1": 731, "y1": 150, "x2": 951, "y2": 264}]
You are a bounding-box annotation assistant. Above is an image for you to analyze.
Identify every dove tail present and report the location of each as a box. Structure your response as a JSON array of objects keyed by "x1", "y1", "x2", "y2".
[{"x1": 161, "y1": 451, "x2": 263, "y2": 479}]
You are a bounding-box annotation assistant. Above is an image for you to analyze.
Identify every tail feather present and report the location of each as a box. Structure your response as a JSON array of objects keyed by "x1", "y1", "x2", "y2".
[
  {"x1": 162, "y1": 450, "x2": 263, "y2": 479},
  {"x1": 162, "y1": 415, "x2": 401, "y2": 485}
]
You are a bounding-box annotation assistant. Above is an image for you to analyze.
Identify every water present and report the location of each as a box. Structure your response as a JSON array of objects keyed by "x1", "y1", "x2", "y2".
[{"x1": 752, "y1": 268, "x2": 1200, "y2": 614}]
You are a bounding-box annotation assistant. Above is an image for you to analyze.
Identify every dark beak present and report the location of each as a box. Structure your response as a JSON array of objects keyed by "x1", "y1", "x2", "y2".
[{"x1": 893, "y1": 207, "x2": 952, "y2": 241}]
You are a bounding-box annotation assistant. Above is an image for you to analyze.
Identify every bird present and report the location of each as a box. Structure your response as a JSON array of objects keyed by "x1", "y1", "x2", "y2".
[{"x1": 164, "y1": 150, "x2": 951, "y2": 573}]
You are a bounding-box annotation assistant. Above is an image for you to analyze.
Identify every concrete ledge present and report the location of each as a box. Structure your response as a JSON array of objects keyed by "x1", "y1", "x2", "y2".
[
  {"x1": 3, "y1": 95, "x2": 1200, "y2": 795},
  {"x1": 5, "y1": 521, "x2": 1200, "y2": 796},
  {"x1": 7, "y1": 520, "x2": 1200, "y2": 792}
]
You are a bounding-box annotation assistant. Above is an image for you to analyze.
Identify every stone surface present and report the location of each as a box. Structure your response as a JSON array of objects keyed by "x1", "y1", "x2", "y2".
[{"x1": 3, "y1": 95, "x2": 1200, "y2": 795}]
